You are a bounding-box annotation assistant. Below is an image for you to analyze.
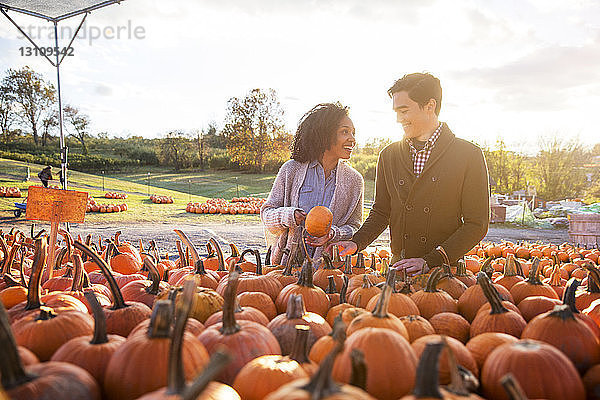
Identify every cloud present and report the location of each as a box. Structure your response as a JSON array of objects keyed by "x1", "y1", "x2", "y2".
[
  {"x1": 449, "y1": 39, "x2": 600, "y2": 111},
  {"x1": 95, "y1": 83, "x2": 113, "y2": 96}
]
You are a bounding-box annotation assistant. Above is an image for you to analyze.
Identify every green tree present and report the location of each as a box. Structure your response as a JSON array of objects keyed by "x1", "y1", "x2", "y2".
[
  {"x1": 64, "y1": 105, "x2": 91, "y2": 154},
  {"x1": 2, "y1": 67, "x2": 56, "y2": 145},
  {"x1": 0, "y1": 83, "x2": 17, "y2": 143},
  {"x1": 484, "y1": 139, "x2": 529, "y2": 194},
  {"x1": 222, "y1": 88, "x2": 290, "y2": 172},
  {"x1": 157, "y1": 130, "x2": 192, "y2": 171},
  {"x1": 533, "y1": 137, "x2": 587, "y2": 200}
]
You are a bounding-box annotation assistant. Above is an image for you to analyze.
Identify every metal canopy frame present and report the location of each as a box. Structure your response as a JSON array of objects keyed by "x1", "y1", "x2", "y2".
[{"x1": 0, "y1": 0, "x2": 124, "y2": 193}]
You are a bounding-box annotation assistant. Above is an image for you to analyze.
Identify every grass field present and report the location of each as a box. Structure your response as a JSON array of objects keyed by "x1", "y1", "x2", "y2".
[{"x1": 0, "y1": 158, "x2": 375, "y2": 224}]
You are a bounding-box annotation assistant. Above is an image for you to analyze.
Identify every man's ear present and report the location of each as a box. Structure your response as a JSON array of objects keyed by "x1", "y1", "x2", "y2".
[{"x1": 427, "y1": 99, "x2": 436, "y2": 113}]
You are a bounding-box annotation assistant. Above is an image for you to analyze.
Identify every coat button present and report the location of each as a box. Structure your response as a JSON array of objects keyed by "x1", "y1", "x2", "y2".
[
  {"x1": 403, "y1": 233, "x2": 409, "y2": 240},
  {"x1": 424, "y1": 207, "x2": 430, "y2": 213},
  {"x1": 420, "y1": 236, "x2": 427, "y2": 242},
  {"x1": 431, "y1": 176, "x2": 437, "y2": 182},
  {"x1": 406, "y1": 204, "x2": 413, "y2": 211},
  {"x1": 398, "y1": 179, "x2": 405, "y2": 185}
]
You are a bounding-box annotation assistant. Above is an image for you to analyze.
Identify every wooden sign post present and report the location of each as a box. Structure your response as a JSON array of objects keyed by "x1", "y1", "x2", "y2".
[{"x1": 26, "y1": 186, "x2": 88, "y2": 280}]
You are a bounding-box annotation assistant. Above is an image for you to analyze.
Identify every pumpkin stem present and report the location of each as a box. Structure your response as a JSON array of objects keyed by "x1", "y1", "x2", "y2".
[
  {"x1": 70, "y1": 254, "x2": 84, "y2": 292},
  {"x1": 3, "y1": 242, "x2": 20, "y2": 276},
  {"x1": 547, "y1": 304, "x2": 576, "y2": 321},
  {"x1": 583, "y1": 262, "x2": 600, "y2": 294},
  {"x1": 455, "y1": 258, "x2": 469, "y2": 277},
  {"x1": 84, "y1": 291, "x2": 109, "y2": 345},
  {"x1": 296, "y1": 259, "x2": 315, "y2": 288},
  {"x1": 209, "y1": 238, "x2": 227, "y2": 272},
  {"x1": 503, "y1": 254, "x2": 518, "y2": 277},
  {"x1": 501, "y1": 373, "x2": 529, "y2": 400},
  {"x1": 175, "y1": 240, "x2": 187, "y2": 268},
  {"x1": 229, "y1": 243, "x2": 241, "y2": 259},
  {"x1": 0, "y1": 302, "x2": 37, "y2": 389},
  {"x1": 34, "y1": 306, "x2": 57, "y2": 321},
  {"x1": 254, "y1": 250, "x2": 263, "y2": 275},
  {"x1": 174, "y1": 229, "x2": 200, "y2": 266},
  {"x1": 300, "y1": 228, "x2": 314, "y2": 266},
  {"x1": 562, "y1": 278, "x2": 581, "y2": 313},
  {"x1": 24, "y1": 238, "x2": 47, "y2": 311},
  {"x1": 286, "y1": 294, "x2": 307, "y2": 320},
  {"x1": 354, "y1": 252, "x2": 366, "y2": 271},
  {"x1": 265, "y1": 246, "x2": 272, "y2": 266},
  {"x1": 436, "y1": 246, "x2": 451, "y2": 267},
  {"x1": 412, "y1": 341, "x2": 444, "y2": 399},
  {"x1": 343, "y1": 255, "x2": 353, "y2": 275},
  {"x1": 477, "y1": 272, "x2": 508, "y2": 314},
  {"x1": 442, "y1": 336, "x2": 471, "y2": 396},
  {"x1": 480, "y1": 257, "x2": 494, "y2": 279},
  {"x1": 300, "y1": 338, "x2": 345, "y2": 398},
  {"x1": 167, "y1": 279, "x2": 196, "y2": 394},
  {"x1": 289, "y1": 324, "x2": 311, "y2": 365},
  {"x1": 332, "y1": 245, "x2": 342, "y2": 266},
  {"x1": 180, "y1": 351, "x2": 232, "y2": 400},
  {"x1": 143, "y1": 258, "x2": 162, "y2": 295},
  {"x1": 371, "y1": 280, "x2": 392, "y2": 318},
  {"x1": 219, "y1": 271, "x2": 241, "y2": 336},
  {"x1": 322, "y1": 253, "x2": 335, "y2": 270},
  {"x1": 526, "y1": 257, "x2": 543, "y2": 285},
  {"x1": 147, "y1": 300, "x2": 173, "y2": 339},
  {"x1": 424, "y1": 267, "x2": 443, "y2": 293},
  {"x1": 194, "y1": 258, "x2": 208, "y2": 275},
  {"x1": 18, "y1": 247, "x2": 27, "y2": 287},
  {"x1": 339, "y1": 275, "x2": 348, "y2": 304},
  {"x1": 349, "y1": 349, "x2": 368, "y2": 391},
  {"x1": 0, "y1": 236, "x2": 9, "y2": 274},
  {"x1": 325, "y1": 276, "x2": 337, "y2": 294},
  {"x1": 74, "y1": 240, "x2": 128, "y2": 310}
]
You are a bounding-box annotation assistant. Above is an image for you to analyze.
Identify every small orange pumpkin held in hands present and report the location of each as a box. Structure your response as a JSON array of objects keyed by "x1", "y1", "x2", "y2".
[{"x1": 305, "y1": 206, "x2": 333, "y2": 238}]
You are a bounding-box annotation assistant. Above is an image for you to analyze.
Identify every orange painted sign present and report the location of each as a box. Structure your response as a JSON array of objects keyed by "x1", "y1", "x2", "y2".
[{"x1": 26, "y1": 186, "x2": 88, "y2": 223}]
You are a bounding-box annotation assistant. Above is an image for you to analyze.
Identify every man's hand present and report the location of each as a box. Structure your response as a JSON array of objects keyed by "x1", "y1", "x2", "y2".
[
  {"x1": 294, "y1": 209, "x2": 306, "y2": 226},
  {"x1": 393, "y1": 257, "x2": 428, "y2": 276},
  {"x1": 305, "y1": 230, "x2": 334, "y2": 247},
  {"x1": 327, "y1": 240, "x2": 357, "y2": 257}
]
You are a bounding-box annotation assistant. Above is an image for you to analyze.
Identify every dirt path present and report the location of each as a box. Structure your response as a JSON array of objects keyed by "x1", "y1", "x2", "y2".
[{"x1": 5, "y1": 220, "x2": 571, "y2": 257}]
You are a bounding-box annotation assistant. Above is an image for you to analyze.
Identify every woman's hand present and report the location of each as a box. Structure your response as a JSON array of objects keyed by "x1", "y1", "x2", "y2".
[
  {"x1": 294, "y1": 209, "x2": 307, "y2": 226},
  {"x1": 328, "y1": 240, "x2": 357, "y2": 257},
  {"x1": 392, "y1": 258, "x2": 428, "y2": 276},
  {"x1": 305, "y1": 230, "x2": 334, "y2": 247}
]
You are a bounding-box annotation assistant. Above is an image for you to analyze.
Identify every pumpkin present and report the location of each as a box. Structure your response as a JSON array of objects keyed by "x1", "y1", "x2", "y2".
[
  {"x1": 74, "y1": 240, "x2": 152, "y2": 336},
  {"x1": 454, "y1": 258, "x2": 477, "y2": 287},
  {"x1": 326, "y1": 276, "x2": 354, "y2": 326},
  {"x1": 435, "y1": 246, "x2": 468, "y2": 300},
  {"x1": 583, "y1": 364, "x2": 600, "y2": 400},
  {"x1": 0, "y1": 301, "x2": 100, "y2": 400},
  {"x1": 197, "y1": 271, "x2": 281, "y2": 384},
  {"x1": 332, "y1": 327, "x2": 418, "y2": 399},
  {"x1": 104, "y1": 285, "x2": 210, "y2": 400},
  {"x1": 51, "y1": 291, "x2": 126, "y2": 387},
  {"x1": 465, "y1": 332, "x2": 518, "y2": 370},
  {"x1": 517, "y1": 295, "x2": 562, "y2": 322},
  {"x1": 458, "y1": 270, "x2": 514, "y2": 323},
  {"x1": 120, "y1": 257, "x2": 169, "y2": 308},
  {"x1": 204, "y1": 301, "x2": 269, "y2": 327},
  {"x1": 347, "y1": 274, "x2": 381, "y2": 308},
  {"x1": 308, "y1": 313, "x2": 346, "y2": 365},
  {"x1": 493, "y1": 253, "x2": 525, "y2": 291},
  {"x1": 237, "y1": 291, "x2": 277, "y2": 320},
  {"x1": 399, "y1": 315, "x2": 436, "y2": 342},
  {"x1": 346, "y1": 276, "x2": 409, "y2": 339},
  {"x1": 521, "y1": 303, "x2": 600, "y2": 374},
  {"x1": 275, "y1": 260, "x2": 329, "y2": 317},
  {"x1": 411, "y1": 334, "x2": 478, "y2": 385},
  {"x1": 313, "y1": 254, "x2": 343, "y2": 291},
  {"x1": 411, "y1": 267, "x2": 458, "y2": 319},
  {"x1": 509, "y1": 257, "x2": 559, "y2": 304},
  {"x1": 288, "y1": 325, "x2": 318, "y2": 376},
  {"x1": 576, "y1": 263, "x2": 600, "y2": 310},
  {"x1": 305, "y1": 206, "x2": 333, "y2": 238},
  {"x1": 265, "y1": 338, "x2": 374, "y2": 400},
  {"x1": 268, "y1": 294, "x2": 331, "y2": 355},
  {"x1": 470, "y1": 272, "x2": 526, "y2": 338},
  {"x1": 429, "y1": 312, "x2": 471, "y2": 344},
  {"x1": 481, "y1": 339, "x2": 585, "y2": 400}
]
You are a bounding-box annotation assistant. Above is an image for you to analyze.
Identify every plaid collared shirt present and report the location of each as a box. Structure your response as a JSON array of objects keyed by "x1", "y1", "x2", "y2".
[{"x1": 408, "y1": 122, "x2": 443, "y2": 177}]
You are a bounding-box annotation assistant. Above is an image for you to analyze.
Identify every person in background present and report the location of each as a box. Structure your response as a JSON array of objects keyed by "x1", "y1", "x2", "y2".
[
  {"x1": 334, "y1": 72, "x2": 490, "y2": 275},
  {"x1": 38, "y1": 166, "x2": 53, "y2": 188},
  {"x1": 261, "y1": 102, "x2": 364, "y2": 266}
]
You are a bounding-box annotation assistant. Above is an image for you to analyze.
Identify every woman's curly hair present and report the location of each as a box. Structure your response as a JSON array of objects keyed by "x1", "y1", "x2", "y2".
[{"x1": 290, "y1": 102, "x2": 350, "y2": 163}]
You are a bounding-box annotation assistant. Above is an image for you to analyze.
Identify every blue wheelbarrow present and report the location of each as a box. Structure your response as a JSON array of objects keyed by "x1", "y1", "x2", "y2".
[{"x1": 13, "y1": 202, "x2": 26, "y2": 218}]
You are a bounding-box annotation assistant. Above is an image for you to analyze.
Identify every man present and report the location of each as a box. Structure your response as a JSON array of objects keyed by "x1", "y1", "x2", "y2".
[
  {"x1": 335, "y1": 72, "x2": 490, "y2": 275},
  {"x1": 37, "y1": 166, "x2": 53, "y2": 188}
]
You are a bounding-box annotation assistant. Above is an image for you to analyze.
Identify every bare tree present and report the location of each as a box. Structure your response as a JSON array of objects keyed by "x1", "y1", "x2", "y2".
[
  {"x1": 2, "y1": 67, "x2": 56, "y2": 145},
  {"x1": 0, "y1": 83, "x2": 17, "y2": 144},
  {"x1": 41, "y1": 110, "x2": 58, "y2": 147},
  {"x1": 63, "y1": 104, "x2": 91, "y2": 154}
]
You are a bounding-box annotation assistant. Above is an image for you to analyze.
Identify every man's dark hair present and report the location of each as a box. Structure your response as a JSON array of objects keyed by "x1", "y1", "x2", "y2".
[
  {"x1": 388, "y1": 73, "x2": 442, "y2": 116},
  {"x1": 290, "y1": 102, "x2": 350, "y2": 163}
]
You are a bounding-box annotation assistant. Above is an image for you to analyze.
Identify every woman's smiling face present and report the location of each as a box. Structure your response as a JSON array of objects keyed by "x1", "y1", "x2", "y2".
[{"x1": 327, "y1": 115, "x2": 356, "y2": 160}]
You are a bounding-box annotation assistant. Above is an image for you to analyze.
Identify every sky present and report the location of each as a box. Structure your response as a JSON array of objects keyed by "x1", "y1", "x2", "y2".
[{"x1": 0, "y1": 0, "x2": 599, "y2": 152}]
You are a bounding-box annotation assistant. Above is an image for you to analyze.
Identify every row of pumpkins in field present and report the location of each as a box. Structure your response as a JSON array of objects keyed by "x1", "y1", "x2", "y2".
[
  {"x1": 104, "y1": 192, "x2": 128, "y2": 200},
  {"x1": 150, "y1": 194, "x2": 174, "y2": 204},
  {"x1": 86, "y1": 198, "x2": 128, "y2": 213},
  {"x1": 0, "y1": 186, "x2": 22, "y2": 197},
  {"x1": 2, "y1": 223, "x2": 600, "y2": 399},
  {"x1": 186, "y1": 198, "x2": 265, "y2": 215}
]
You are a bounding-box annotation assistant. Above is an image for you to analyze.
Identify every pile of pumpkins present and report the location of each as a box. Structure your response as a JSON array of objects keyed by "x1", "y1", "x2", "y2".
[
  {"x1": 0, "y1": 186, "x2": 22, "y2": 197},
  {"x1": 2, "y1": 216, "x2": 600, "y2": 399},
  {"x1": 86, "y1": 197, "x2": 128, "y2": 213},
  {"x1": 150, "y1": 194, "x2": 174, "y2": 204},
  {"x1": 186, "y1": 197, "x2": 264, "y2": 215},
  {"x1": 104, "y1": 192, "x2": 128, "y2": 200}
]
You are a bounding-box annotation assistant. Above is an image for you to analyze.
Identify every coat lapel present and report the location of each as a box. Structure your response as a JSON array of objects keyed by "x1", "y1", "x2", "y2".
[
  {"x1": 397, "y1": 141, "x2": 415, "y2": 178},
  {"x1": 419, "y1": 123, "x2": 455, "y2": 177}
]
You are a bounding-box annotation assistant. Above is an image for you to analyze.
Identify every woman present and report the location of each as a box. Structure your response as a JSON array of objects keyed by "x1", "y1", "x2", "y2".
[{"x1": 261, "y1": 102, "x2": 364, "y2": 266}]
